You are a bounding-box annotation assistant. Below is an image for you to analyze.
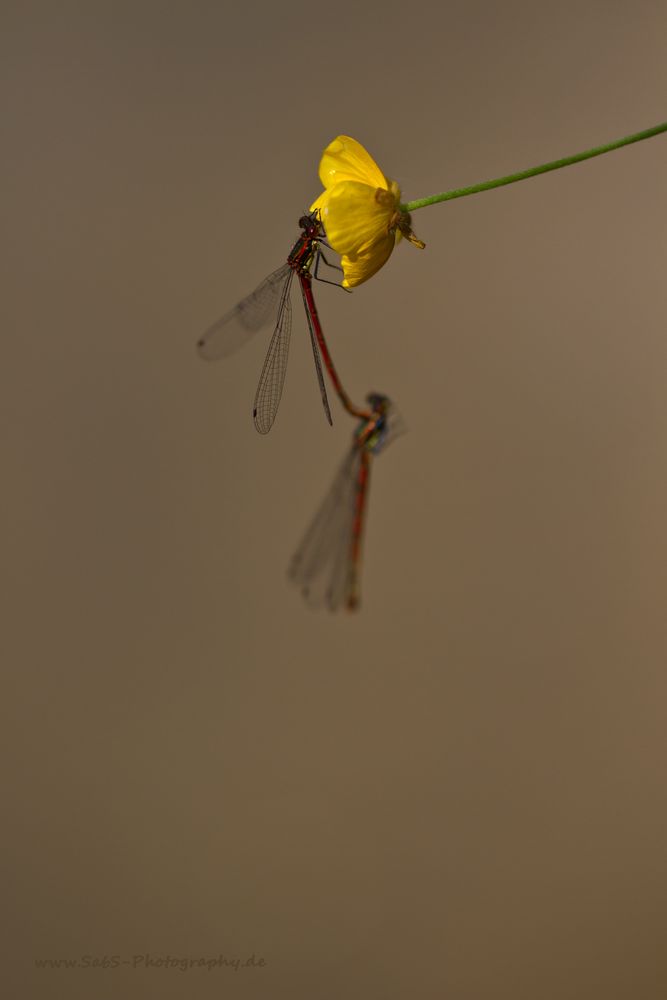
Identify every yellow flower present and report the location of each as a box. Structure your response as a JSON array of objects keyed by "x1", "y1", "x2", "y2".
[{"x1": 310, "y1": 135, "x2": 425, "y2": 287}]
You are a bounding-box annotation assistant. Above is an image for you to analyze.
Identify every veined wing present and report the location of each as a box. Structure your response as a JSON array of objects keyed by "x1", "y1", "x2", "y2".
[
  {"x1": 288, "y1": 448, "x2": 360, "y2": 610},
  {"x1": 197, "y1": 264, "x2": 291, "y2": 361},
  {"x1": 252, "y1": 272, "x2": 295, "y2": 434},
  {"x1": 288, "y1": 396, "x2": 406, "y2": 610}
]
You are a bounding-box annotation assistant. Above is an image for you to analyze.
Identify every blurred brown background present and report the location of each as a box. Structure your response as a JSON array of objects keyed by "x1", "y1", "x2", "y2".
[{"x1": 3, "y1": 1, "x2": 667, "y2": 997}]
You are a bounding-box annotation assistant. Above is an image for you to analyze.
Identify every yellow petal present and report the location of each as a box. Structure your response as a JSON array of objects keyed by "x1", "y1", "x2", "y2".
[
  {"x1": 316, "y1": 135, "x2": 391, "y2": 191},
  {"x1": 313, "y1": 180, "x2": 400, "y2": 256},
  {"x1": 340, "y1": 237, "x2": 396, "y2": 287}
]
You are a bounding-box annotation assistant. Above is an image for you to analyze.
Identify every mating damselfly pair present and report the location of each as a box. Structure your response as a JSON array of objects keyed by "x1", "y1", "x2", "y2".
[{"x1": 197, "y1": 214, "x2": 404, "y2": 610}]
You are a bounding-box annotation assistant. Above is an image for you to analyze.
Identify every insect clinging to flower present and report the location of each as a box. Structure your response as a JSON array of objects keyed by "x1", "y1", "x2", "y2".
[{"x1": 310, "y1": 135, "x2": 425, "y2": 288}]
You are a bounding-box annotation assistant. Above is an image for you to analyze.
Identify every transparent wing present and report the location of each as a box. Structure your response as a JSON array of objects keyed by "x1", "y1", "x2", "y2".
[
  {"x1": 288, "y1": 396, "x2": 406, "y2": 610},
  {"x1": 299, "y1": 280, "x2": 333, "y2": 428},
  {"x1": 288, "y1": 449, "x2": 360, "y2": 610},
  {"x1": 252, "y1": 273, "x2": 294, "y2": 434},
  {"x1": 197, "y1": 264, "x2": 292, "y2": 361}
]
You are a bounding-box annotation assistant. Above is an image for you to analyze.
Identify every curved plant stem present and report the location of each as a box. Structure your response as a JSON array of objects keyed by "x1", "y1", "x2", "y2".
[{"x1": 401, "y1": 121, "x2": 667, "y2": 213}]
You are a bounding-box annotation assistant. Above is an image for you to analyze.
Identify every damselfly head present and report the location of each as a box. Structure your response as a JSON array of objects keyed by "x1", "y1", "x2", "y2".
[
  {"x1": 362, "y1": 393, "x2": 406, "y2": 456},
  {"x1": 366, "y1": 392, "x2": 391, "y2": 415},
  {"x1": 298, "y1": 212, "x2": 322, "y2": 238}
]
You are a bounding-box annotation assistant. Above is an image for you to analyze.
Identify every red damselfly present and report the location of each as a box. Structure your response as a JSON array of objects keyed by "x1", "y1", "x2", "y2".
[
  {"x1": 288, "y1": 393, "x2": 404, "y2": 611},
  {"x1": 197, "y1": 213, "x2": 367, "y2": 434}
]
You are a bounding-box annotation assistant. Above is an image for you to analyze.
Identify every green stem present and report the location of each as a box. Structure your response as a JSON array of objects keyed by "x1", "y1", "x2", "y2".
[{"x1": 400, "y1": 121, "x2": 667, "y2": 213}]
